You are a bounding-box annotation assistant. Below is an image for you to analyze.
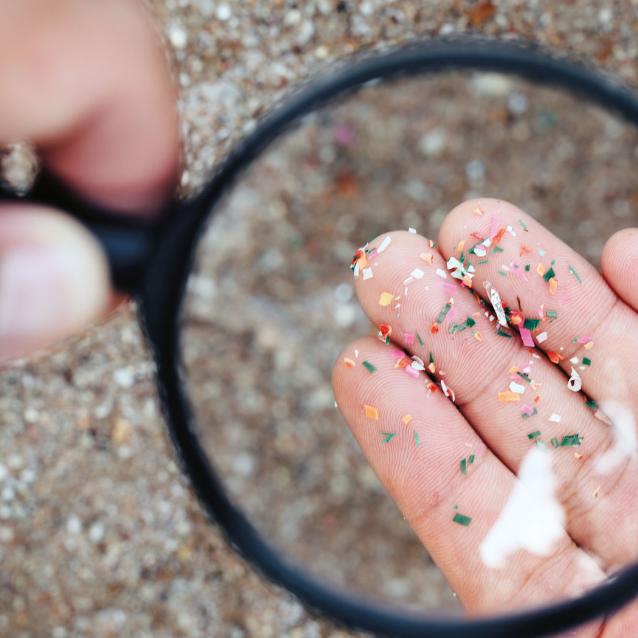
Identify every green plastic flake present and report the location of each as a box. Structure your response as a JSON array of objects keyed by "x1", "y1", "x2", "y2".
[
  {"x1": 528, "y1": 430, "x2": 541, "y2": 440},
  {"x1": 522, "y1": 407, "x2": 538, "y2": 419},
  {"x1": 586, "y1": 398, "x2": 598, "y2": 410},
  {"x1": 448, "y1": 322, "x2": 468, "y2": 334},
  {"x1": 568, "y1": 265, "x2": 582, "y2": 283},
  {"x1": 466, "y1": 317, "x2": 476, "y2": 328},
  {"x1": 436, "y1": 302, "x2": 452, "y2": 325},
  {"x1": 523, "y1": 318, "x2": 540, "y2": 331},
  {"x1": 550, "y1": 437, "x2": 559, "y2": 448},
  {"x1": 492, "y1": 245, "x2": 505, "y2": 253},
  {"x1": 525, "y1": 264, "x2": 531, "y2": 272},
  {"x1": 362, "y1": 361, "x2": 377, "y2": 373},
  {"x1": 469, "y1": 454, "x2": 475, "y2": 464},
  {"x1": 517, "y1": 371, "x2": 532, "y2": 383},
  {"x1": 477, "y1": 259, "x2": 490, "y2": 265},
  {"x1": 582, "y1": 357, "x2": 591, "y2": 366},
  {"x1": 560, "y1": 434, "x2": 582, "y2": 447},
  {"x1": 546, "y1": 310, "x2": 558, "y2": 319},
  {"x1": 413, "y1": 430, "x2": 421, "y2": 448},
  {"x1": 460, "y1": 458, "x2": 468, "y2": 475},
  {"x1": 496, "y1": 328, "x2": 513, "y2": 338},
  {"x1": 543, "y1": 267, "x2": 556, "y2": 282},
  {"x1": 498, "y1": 269, "x2": 508, "y2": 277},
  {"x1": 381, "y1": 432, "x2": 397, "y2": 443},
  {"x1": 518, "y1": 219, "x2": 529, "y2": 231},
  {"x1": 453, "y1": 513, "x2": 472, "y2": 527},
  {"x1": 416, "y1": 332, "x2": 425, "y2": 347},
  {"x1": 429, "y1": 351, "x2": 435, "y2": 365}
]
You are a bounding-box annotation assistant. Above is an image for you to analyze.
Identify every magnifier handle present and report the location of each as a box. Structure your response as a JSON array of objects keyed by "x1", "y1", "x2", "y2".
[{"x1": 0, "y1": 169, "x2": 153, "y2": 294}]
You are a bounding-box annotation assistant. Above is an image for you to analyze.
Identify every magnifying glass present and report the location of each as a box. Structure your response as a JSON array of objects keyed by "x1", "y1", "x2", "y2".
[{"x1": 3, "y1": 37, "x2": 638, "y2": 637}]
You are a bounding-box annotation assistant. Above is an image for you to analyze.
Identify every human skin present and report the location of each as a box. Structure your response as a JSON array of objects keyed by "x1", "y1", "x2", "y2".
[
  {"x1": 4, "y1": 0, "x2": 638, "y2": 634},
  {"x1": 333, "y1": 198, "x2": 638, "y2": 635},
  {"x1": 0, "y1": 0, "x2": 179, "y2": 361}
]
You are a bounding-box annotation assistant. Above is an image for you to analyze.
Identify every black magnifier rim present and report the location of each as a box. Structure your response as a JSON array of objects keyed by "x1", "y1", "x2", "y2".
[{"x1": 143, "y1": 37, "x2": 638, "y2": 638}]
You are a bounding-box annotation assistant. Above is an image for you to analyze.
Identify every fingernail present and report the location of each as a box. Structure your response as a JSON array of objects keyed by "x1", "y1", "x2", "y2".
[{"x1": 0, "y1": 247, "x2": 80, "y2": 339}]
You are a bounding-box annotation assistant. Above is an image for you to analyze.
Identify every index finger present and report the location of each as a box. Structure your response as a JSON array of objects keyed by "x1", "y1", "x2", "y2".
[{"x1": 0, "y1": 0, "x2": 179, "y2": 214}]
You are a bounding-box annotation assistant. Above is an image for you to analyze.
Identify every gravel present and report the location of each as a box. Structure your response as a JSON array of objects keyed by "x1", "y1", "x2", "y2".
[{"x1": 2, "y1": 1, "x2": 638, "y2": 636}]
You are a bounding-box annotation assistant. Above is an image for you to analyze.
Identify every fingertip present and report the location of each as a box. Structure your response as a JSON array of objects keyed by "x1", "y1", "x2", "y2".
[
  {"x1": 438, "y1": 198, "x2": 522, "y2": 253},
  {"x1": 601, "y1": 227, "x2": 638, "y2": 310},
  {"x1": 0, "y1": 204, "x2": 111, "y2": 362}
]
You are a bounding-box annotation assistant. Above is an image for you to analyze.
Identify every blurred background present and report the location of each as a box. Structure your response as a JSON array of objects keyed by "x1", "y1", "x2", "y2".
[{"x1": 2, "y1": 1, "x2": 638, "y2": 637}]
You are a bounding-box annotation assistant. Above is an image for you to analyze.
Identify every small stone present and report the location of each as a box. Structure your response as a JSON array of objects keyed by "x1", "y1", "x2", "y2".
[
  {"x1": 216, "y1": 4, "x2": 232, "y2": 21},
  {"x1": 66, "y1": 515, "x2": 82, "y2": 535},
  {"x1": 114, "y1": 367, "x2": 135, "y2": 388},
  {"x1": 112, "y1": 418, "x2": 132, "y2": 446},
  {"x1": 88, "y1": 521, "x2": 105, "y2": 543},
  {"x1": 167, "y1": 23, "x2": 188, "y2": 49},
  {"x1": 419, "y1": 128, "x2": 447, "y2": 156}
]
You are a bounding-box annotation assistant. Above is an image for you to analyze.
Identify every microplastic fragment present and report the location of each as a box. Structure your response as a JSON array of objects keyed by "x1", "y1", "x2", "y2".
[
  {"x1": 453, "y1": 513, "x2": 472, "y2": 527},
  {"x1": 567, "y1": 367, "x2": 582, "y2": 392},
  {"x1": 568, "y1": 265, "x2": 582, "y2": 283},
  {"x1": 549, "y1": 413, "x2": 561, "y2": 423},
  {"x1": 469, "y1": 454, "x2": 476, "y2": 464},
  {"x1": 522, "y1": 407, "x2": 538, "y2": 419},
  {"x1": 492, "y1": 245, "x2": 505, "y2": 253},
  {"x1": 498, "y1": 391, "x2": 520, "y2": 403},
  {"x1": 379, "y1": 291, "x2": 394, "y2": 306},
  {"x1": 582, "y1": 357, "x2": 591, "y2": 366},
  {"x1": 408, "y1": 227, "x2": 417, "y2": 234},
  {"x1": 519, "y1": 327, "x2": 535, "y2": 348},
  {"x1": 543, "y1": 267, "x2": 555, "y2": 282},
  {"x1": 546, "y1": 310, "x2": 558, "y2": 319},
  {"x1": 548, "y1": 278, "x2": 558, "y2": 295},
  {"x1": 416, "y1": 332, "x2": 425, "y2": 347},
  {"x1": 509, "y1": 382, "x2": 525, "y2": 395},
  {"x1": 411, "y1": 268, "x2": 425, "y2": 280},
  {"x1": 420, "y1": 252, "x2": 434, "y2": 264},
  {"x1": 548, "y1": 351, "x2": 562, "y2": 364},
  {"x1": 435, "y1": 268, "x2": 448, "y2": 279},
  {"x1": 586, "y1": 398, "x2": 598, "y2": 410},
  {"x1": 343, "y1": 357, "x2": 356, "y2": 368},
  {"x1": 447, "y1": 256, "x2": 476, "y2": 286},
  {"x1": 436, "y1": 302, "x2": 453, "y2": 325},
  {"x1": 401, "y1": 414, "x2": 413, "y2": 425},
  {"x1": 523, "y1": 318, "x2": 540, "y2": 331},
  {"x1": 381, "y1": 432, "x2": 397, "y2": 443},
  {"x1": 413, "y1": 430, "x2": 421, "y2": 447},
  {"x1": 362, "y1": 267, "x2": 374, "y2": 280},
  {"x1": 404, "y1": 366, "x2": 419, "y2": 379},
  {"x1": 536, "y1": 331, "x2": 548, "y2": 344},
  {"x1": 362, "y1": 360, "x2": 377, "y2": 373},
  {"x1": 528, "y1": 430, "x2": 541, "y2": 440},
  {"x1": 550, "y1": 437, "x2": 559, "y2": 448},
  {"x1": 364, "y1": 405, "x2": 379, "y2": 420},
  {"x1": 483, "y1": 282, "x2": 508, "y2": 328},
  {"x1": 404, "y1": 332, "x2": 415, "y2": 346},
  {"x1": 460, "y1": 458, "x2": 468, "y2": 475},
  {"x1": 560, "y1": 434, "x2": 582, "y2": 447},
  {"x1": 496, "y1": 328, "x2": 513, "y2": 338},
  {"x1": 377, "y1": 236, "x2": 392, "y2": 254},
  {"x1": 518, "y1": 219, "x2": 529, "y2": 231}
]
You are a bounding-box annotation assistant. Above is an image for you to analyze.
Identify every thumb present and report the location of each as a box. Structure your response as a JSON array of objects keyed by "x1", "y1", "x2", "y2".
[{"x1": 0, "y1": 205, "x2": 110, "y2": 362}]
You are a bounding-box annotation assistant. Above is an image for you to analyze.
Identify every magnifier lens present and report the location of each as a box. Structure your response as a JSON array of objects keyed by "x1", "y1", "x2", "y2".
[{"x1": 180, "y1": 71, "x2": 638, "y2": 616}]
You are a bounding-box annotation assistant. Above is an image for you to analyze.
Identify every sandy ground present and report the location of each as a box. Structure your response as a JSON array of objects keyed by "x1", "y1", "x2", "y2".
[{"x1": 1, "y1": 1, "x2": 638, "y2": 637}]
